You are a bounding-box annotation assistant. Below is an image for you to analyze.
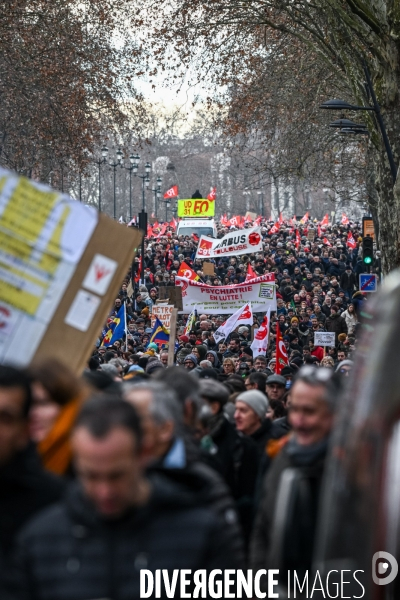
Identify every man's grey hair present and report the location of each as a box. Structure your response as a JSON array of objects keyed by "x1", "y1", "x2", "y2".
[
  {"x1": 100, "y1": 364, "x2": 119, "y2": 378},
  {"x1": 200, "y1": 360, "x2": 212, "y2": 369},
  {"x1": 123, "y1": 380, "x2": 182, "y2": 429},
  {"x1": 109, "y1": 358, "x2": 128, "y2": 369}
]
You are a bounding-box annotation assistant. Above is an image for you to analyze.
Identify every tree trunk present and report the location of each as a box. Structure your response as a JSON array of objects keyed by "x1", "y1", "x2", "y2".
[{"x1": 371, "y1": 49, "x2": 400, "y2": 274}]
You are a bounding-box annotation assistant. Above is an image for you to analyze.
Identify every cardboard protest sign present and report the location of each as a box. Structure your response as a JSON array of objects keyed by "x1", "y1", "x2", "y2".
[
  {"x1": 0, "y1": 168, "x2": 142, "y2": 372},
  {"x1": 314, "y1": 332, "x2": 336, "y2": 347},
  {"x1": 195, "y1": 227, "x2": 263, "y2": 259},
  {"x1": 151, "y1": 304, "x2": 174, "y2": 330},
  {"x1": 202, "y1": 262, "x2": 215, "y2": 276},
  {"x1": 175, "y1": 273, "x2": 276, "y2": 314}
]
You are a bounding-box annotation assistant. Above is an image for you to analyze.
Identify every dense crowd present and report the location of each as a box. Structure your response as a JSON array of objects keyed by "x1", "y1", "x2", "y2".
[{"x1": 0, "y1": 215, "x2": 377, "y2": 598}]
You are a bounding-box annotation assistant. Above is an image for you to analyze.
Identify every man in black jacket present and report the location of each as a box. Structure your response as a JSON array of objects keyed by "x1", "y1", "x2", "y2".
[
  {"x1": 250, "y1": 366, "x2": 338, "y2": 592},
  {"x1": 12, "y1": 396, "x2": 244, "y2": 600}
]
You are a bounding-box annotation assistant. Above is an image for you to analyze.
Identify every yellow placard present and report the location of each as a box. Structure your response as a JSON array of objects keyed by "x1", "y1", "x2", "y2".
[{"x1": 177, "y1": 199, "x2": 215, "y2": 218}]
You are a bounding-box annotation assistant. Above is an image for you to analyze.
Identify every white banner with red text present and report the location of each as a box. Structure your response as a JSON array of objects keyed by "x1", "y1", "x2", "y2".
[
  {"x1": 195, "y1": 226, "x2": 263, "y2": 259},
  {"x1": 175, "y1": 273, "x2": 276, "y2": 314}
]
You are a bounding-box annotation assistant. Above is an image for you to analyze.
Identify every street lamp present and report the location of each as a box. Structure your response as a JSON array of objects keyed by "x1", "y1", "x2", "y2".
[
  {"x1": 165, "y1": 199, "x2": 171, "y2": 221},
  {"x1": 94, "y1": 145, "x2": 108, "y2": 212},
  {"x1": 109, "y1": 148, "x2": 124, "y2": 219},
  {"x1": 122, "y1": 153, "x2": 139, "y2": 220},
  {"x1": 320, "y1": 62, "x2": 397, "y2": 183},
  {"x1": 132, "y1": 156, "x2": 152, "y2": 284},
  {"x1": 149, "y1": 176, "x2": 162, "y2": 219}
]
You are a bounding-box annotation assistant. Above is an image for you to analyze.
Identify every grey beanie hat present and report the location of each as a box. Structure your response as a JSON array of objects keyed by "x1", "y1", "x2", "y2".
[
  {"x1": 235, "y1": 390, "x2": 269, "y2": 419},
  {"x1": 184, "y1": 353, "x2": 198, "y2": 366}
]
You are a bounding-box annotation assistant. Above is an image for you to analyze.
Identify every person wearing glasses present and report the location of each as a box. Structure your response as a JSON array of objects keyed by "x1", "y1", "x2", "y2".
[{"x1": 250, "y1": 366, "x2": 340, "y2": 590}]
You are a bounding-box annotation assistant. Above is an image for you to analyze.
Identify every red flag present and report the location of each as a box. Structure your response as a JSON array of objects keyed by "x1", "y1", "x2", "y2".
[
  {"x1": 341, "y1": 213, "x2": 349, "y2": 225},
  {"x1": 347, "y1": 231, "x2": 357, "y2": 249},
  {"x1": 254, "y1": 216, "x2": 262, "y2": 226},
  {"x1": 163, "y1": 185, "x2": 178, "y2": 199},
  {"x1": 147, "y1": 224, "x2": 153, "y2": 237},
  {"x1": 177, "y1": 261, "x2": 200, "y2": 281},
  {"x1": 295, "y1": 229, "x2": 301, "y2": 249},
  {"x1": 155, "y1": 223, "x2": 167, "y2": 238},
  {"x1": 323, "y1": 237, "x2": 332, "y2": 247},
  {"x1": 207, "y1": 187, "x2": 216, "y2": 201},
  {"x1": 318, "y1": 224, "x2": 322, "y2": 238},
  {"x1": 300, "y1": 211, "x2": 309, "y2": 224},
  {"x1": 220, "y1": 214, "x2": 228, "y2": 225},
  {"x1": 269, "y1": 221, "x2": 280, "y2": 234},
  {"x1": 245, "y1": 262, "x2": 257, "y2": 281},
  {"x1": 227, "y1": 215, "x2": 243, "y2": 227},
  {"x1": 275, "y1": 322, "x2": 289, "y2": 374},
  {"x1": 192, "y1": 233, "x2": 199, "y2": 242},
  {"x1": 321, "y1": 214, "x2": 329, "y2": 226},
  {"x1": 279, "y1": 212, "x2": 283, "y2": 224}
]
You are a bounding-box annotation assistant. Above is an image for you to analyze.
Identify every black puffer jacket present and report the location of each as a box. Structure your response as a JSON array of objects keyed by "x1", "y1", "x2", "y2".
[{"x1": 12, "y1": 473, "x2": 244, "y2": 600}]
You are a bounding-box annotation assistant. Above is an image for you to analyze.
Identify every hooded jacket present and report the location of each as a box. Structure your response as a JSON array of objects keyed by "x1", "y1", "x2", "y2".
[
  {"x1": 12, "y1": 473, "x2": 244, "y2": 600},
  {"x1": 206, "y1": 350, "x2": 220, "y2": 369}
]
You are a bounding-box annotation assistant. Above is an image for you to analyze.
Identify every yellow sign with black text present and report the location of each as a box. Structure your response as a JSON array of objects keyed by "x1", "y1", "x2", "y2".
[{"x1": 177, "y1": 199, "x2": 215, "y2": 218}]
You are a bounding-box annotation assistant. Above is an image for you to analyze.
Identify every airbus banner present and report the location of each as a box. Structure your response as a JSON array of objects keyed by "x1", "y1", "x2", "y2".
[{"x1": 195, "y1": 227, "x2": 263, "y2": 259}]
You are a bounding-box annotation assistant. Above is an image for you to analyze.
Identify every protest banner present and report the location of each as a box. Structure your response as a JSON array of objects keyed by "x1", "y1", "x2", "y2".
[
  {"x1": 314, "y1": 332, "x2": 336, "y2": 347},
  {"x1": 195, "y1": 227, "x2": 263, "y2": 259},
  {"x1": 0, "y1": 168, "x2": 141, "y2": 372},
  {"x1": 177, "y1": 198, "x2": 215, "y2": 217},
  {"x1": 151, "y1": 304, "x2": 174, "y2": 330},
  {"x1": 175, "y1": 273, "x2": 276, "y2": 314}
]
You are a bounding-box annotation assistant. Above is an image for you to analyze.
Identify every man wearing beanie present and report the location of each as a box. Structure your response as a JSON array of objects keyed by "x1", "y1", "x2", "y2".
[
  {"x1": 183, "y1": 354, "x2": 198, "y2": 371},
  {"x1": 234, "y1": 390, "x2": 273, "y2": 456}
]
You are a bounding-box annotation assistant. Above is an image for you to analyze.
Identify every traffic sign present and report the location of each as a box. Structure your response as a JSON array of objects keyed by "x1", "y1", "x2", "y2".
[{"x1": 359, "y1": 273, "x2": 377, "y2": 292}]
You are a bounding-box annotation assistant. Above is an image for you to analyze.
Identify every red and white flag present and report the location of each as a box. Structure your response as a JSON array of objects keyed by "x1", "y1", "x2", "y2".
[
  {"x1": 295, "y1": 229, "x2": 301, "y2": 250},
  {"x1": 163, "y1": 185, "x2": 178, "y2": 199},
  {"x1": 177, "y1": 261, "x2": 200, "y2": 282},
  {"x1": 220, "y1": 214, "x2": 228, "y2": 226},
  {"x1": 227, "y1": 215, "x2": 243, "y2": 227},
  {"x1": 347, "y1": 231, "x2": 357, "y2": 249},
  {"x1": 250, "y1": 310, "x2": 270, "y2": 357},
  {"x1": 245, "y1": 262, "x2": 258, "y2": 281},
  {"x1": 323, "y1": 237, "x2": 332, "y2": 246},
  {"x1": 300, "y1": 211, "x2": 309, "y2": 224},
  {"x1": 320, "y1": 214, "x2": 329, "y2": 227},
  {"x1": 269, "y1": 221, "x2": 280, "y2": 234},
  {"x1": 341, "y1": 213, "x2": 349, "y2": 225},
  {"x1": 207, "y1": 187, "x2": 216, "y2": 201},
  {"x1": 214, "y1": 303, "x2": 253, "y2": 344},
  {"x1": 254, "y1": 216, "x2": 262, "y2": 226},
  {"x1": 275, "y1": 322, "x2": 289, "y2": 374},
  {"x1": 317, "y1": 224, "x2": 322, "y2": 238}
]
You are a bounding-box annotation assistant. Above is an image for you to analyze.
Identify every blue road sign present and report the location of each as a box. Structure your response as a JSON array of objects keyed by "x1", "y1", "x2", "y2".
[{"x1": 359, "y1": 273, "x2": 377, "y2": 292}]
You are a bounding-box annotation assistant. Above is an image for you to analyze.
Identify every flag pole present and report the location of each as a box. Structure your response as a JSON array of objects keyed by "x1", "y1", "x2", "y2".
[{"x1": 124, "y1": 301, "x2": 128, "y2": 352}]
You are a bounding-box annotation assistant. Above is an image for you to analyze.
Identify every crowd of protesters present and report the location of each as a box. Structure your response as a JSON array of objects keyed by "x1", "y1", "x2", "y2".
[{"x1": 0, "y1": 215, "x2": 377, "y2": 598}]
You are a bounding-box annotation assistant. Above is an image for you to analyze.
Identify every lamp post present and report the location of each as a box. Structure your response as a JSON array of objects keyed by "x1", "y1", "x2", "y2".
[
  {"x1": 109, "y1": 148, "x2": 123, "y2": 219},
  {"x1": 150, "y1": 176, "x2": 162, "y2": 219},
  {"x1": 123, "y1": 153, "x2": 139, "y2": 220},
  {"x1": 320, "y1": 62, "x2": 397, "y2": 183},
  {"x1": 94, "y1": 145, "x2": 109, "y2": 212},
  {"x1": 130, "y1": 156, "x2": 151, "y2": 284},
  {"x1": 165, "y1": 199, "x2": 171, "y2": 222}
]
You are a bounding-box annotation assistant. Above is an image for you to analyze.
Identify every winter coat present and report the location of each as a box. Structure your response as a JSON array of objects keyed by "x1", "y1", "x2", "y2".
[
  {"x1": 201, "y1": 414, "x2": 260, "y2": 546},
  {"x1": 0, "y1": 444, "x2": 65, "y2": 564},
  {"x1": 205, "y1": 349, "x2": 220, "y2": 369},
  {"x1": 250, "y1": 438, "x2": 328, "y2": 589},
  {"x1": 340, "y1": 271, "x2": 357, "y2": 291},
  {"x1": 249, "y1": 419, "x2": 274, "y2": 458},
  {"x1": 325, "y1": 312, "x2": 348, "y2": 343},
  {"x1": 12, "y1": 474, "x2": 244, "y2": 600},
  {"x1": 341, "y1": 309, "x2": 357, "y2": 334}
]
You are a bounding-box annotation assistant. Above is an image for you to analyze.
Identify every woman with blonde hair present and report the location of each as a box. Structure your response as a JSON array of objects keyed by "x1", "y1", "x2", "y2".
[{"x1": 320, "y1": 356, "x2": 335, "y2": 369}]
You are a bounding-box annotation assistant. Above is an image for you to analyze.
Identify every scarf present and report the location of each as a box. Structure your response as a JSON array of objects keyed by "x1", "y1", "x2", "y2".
[{"x1": 37, "y1": 397, "x2": 82, "y2": 476}]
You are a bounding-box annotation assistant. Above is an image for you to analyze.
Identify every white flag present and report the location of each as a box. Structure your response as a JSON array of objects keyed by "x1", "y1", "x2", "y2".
[
  {"x1": 250, "y1": 309, "x2": 271, "y2": 357},
  {"x1": 214, "y1": 303, "x2": 253, "y2": 344}
]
